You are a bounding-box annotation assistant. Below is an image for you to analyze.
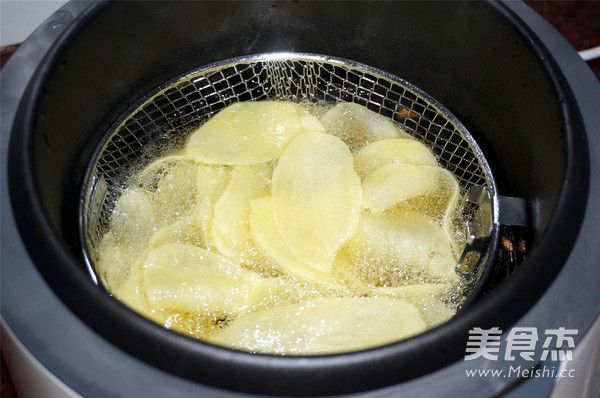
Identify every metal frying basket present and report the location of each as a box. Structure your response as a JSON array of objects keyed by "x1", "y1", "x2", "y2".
[{"x1": 80, "y1": 53, "x2": 503, "y2": 297}]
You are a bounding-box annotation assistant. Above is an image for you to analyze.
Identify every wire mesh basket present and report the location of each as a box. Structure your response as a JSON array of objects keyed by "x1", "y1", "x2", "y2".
[{"x1": 80, "y1": 53, "x2": 496, "y2": 284}]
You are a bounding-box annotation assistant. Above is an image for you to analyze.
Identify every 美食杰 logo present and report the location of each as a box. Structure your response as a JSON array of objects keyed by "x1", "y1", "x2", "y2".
[{"x1": 463, "y1": 327, "x2": 578, "y2": 379}]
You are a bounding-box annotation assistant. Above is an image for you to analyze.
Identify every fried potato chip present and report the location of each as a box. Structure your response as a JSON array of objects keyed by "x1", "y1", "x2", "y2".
[
  {"x1": 362, "y1": 163, "x2": 443, "y2": 214},
  {"x1": 110, "y1": 187, "x2": 157, "y2": 246},
  {"x1": 300, "y1": 114, "x2": 326, "y2": 133},
  {"x1": 210, "y1": 163, "x2": 272, "y2": 260},
  {"x1": 185, "y1": 101, "x2": 308, "y2": 165},
  {"x1": 136, "y1": 155, "x2": 199, "y2": 225},
  {"x1": 96, "y1": 187, "x2": 157, "y2": 289},
  {"x1": 320, "y1": 102, "x2": 410, "y2": 151},
  {"x1": 148, "y1": 215, "x2": 205, "y2": 248},
  {"x1": 391, "y1": 168, "x2": 460, "y2": 222},
  {"x1": 271, "y1": 132, "x2": 362, "y2": 274},
  {"x1": 354, "y1": 137, "x2": 438, "y2": 180},
  {"x1": 249, "y1": 196, "x2": 329, "y2": 281},
  {"x1": 192, "y1": 165, "x2": 231, "y2": 244},
  {"x1": 211, "y1": 297, "x2": 426, "y2": 354},
  {"x1": 142, "y1": 243, "x2": 278, "y2": 314},
  {"x1": 161, "y1": 311, "x2": 234, "y2": 340},
  {"x1": 374, "y1": 283, "x2": 456, "y2": 328},
  {"x1": 345, "y1": 210, "x2": 458, "y2": 282},
  {"x1": 112, "y1": 260, "x2": 159, "y2": 322},
  {"x1": 96, "y1": 234, "x2": 138, "y2": 291}
]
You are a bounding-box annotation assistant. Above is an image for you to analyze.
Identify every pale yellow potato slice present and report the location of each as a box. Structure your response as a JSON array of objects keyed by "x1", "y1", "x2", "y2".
[
  {"x1": 271, "y1": 132, "x2": 362, "y2": 274},
  {"x1": 249, "y1": 199, "x2": 363, "y2": 296},
  {"x1": 330, "y1": 251, "x2": 374, "y2": 293},
  {"x1": 96, "y1": 188, "x2": 157, "y2": 289},
  {"x1": 320, "y1": 102, "x2": 410, "y2": 151},
  {"x1": 192, "y1": 165, "x2": 231, "y2": 244},
  {"x1": 110, "y1": 187, "x2": 157, "y2": 246},
  {"x1": 249, "y1": 196, "x2": 329, "y2": 282},
  {"x1": 115, "y1": 260, "x2": 229, "y2": 337},
  {"x1": 440, "y1": 173, "x2": 463, "y2": 256},
  {"x1": 185, "y1": 101, "x2": 308, "y2": 165},
  {"x1": 210, "y1": 163, "x2": 272, "y2": 260},
  {"x1": 96, "y1": 234, "x2": 140, "y2": 291},
  {"x1": 161, "y1": 311, "x2": 234, "y2": 340},
  {"x1": 374, "y1": 283, "x2": 456, "y2": 327},
  {"x1": 142, "y1": 243, "x2": 279, "y2": 314},
  {"x1": 113, "y1": 260, "x2": 160, "y2": 323},
  {"x1": 300, "y1": 114, "x2": 326, "y2": 133},
  {"x1": 354, "y1": 137, "x2": 438, "y2": 180},
  {"x1": 362, "y1": 163, "x2": 444, "y2": 214},
  {"x1": 148, "y1": 214, "x2": 205, "y2": 248},
  {"x1": 388, "y1": 167, "x2": 462, "y2": 255},
  {"x1": 136, "y1": 155, "x2": 199, "y2": 226},
  {"x1": 115, "y1": 254, "x2": 249, "y2": 339},
  {"x1": 210, "y1": 297, "x2": 426, "y2": 354},
  {"x1": 345, "y1": 210, "x2": 458, "y2": 282},
  {"x1": 419, "y1": 301, "x2": 457, "y2": 328}
]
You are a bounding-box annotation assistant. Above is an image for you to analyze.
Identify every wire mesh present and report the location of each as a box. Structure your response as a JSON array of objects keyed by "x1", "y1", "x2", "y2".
[{"x1": 81, "y1": 54, "x2": 492, "y2": 262}]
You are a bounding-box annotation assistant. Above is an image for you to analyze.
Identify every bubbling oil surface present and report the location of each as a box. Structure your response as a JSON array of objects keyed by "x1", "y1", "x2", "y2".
[{"x1": 95, "y1": 100, "x2": 472, "y2": 354}]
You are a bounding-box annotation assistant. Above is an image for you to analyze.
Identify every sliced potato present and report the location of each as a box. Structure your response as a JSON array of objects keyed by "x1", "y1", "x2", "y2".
[
  {"x1": 116, "y1": 251, "x2": 253, "y2": 339},
  {"x1": 320, "y1": 102, "x2": 410, "y2": 151},
  {"x1": 97, "y1": 188, "x2": 156, "y2": 289},
  {"x1": 142, "y1": 243, "x2": 279, "y2": 314},
  {"x1": 271, "y1": 132, "x2": 362, "y2": 274},
  {"x1": 211, "y1": 297, "x2": 426, "y2": 354},
  {"x1": 96, "y1": 234, "x2": 140, "y2": 291},
  {"x1": 249, "y1": 196, "x2": 329, "y2": 281},
  {"x1": 116, "y1": 260, "x2": 238, "y2": 337},
  {"x1": 344, "y1": 210, "x2": 458, "y2": 283},
  {"x1": 330, "y1": 251, "x2": 373, "y2": 292},
  {"x1": 362, "y1": 161, "x2": 461, "y2": 222},
  {"x1": 210, "y1": 163, "x2": 272, "y2": 260},
  {"x1": 392, "y1": 167, "x2": 462, "y2": 239},
  {"x1": 300, "y1": 114, "x2": 326, "y2": 133},
  {"x1": 148, "y1": 214, "x2": 205, "y2": 248},
  {"x1": 354, "y1": 137, "x2": 438, "y2": 180},
  {"x1": 362, "y1": 163, "x2": 444, "y2": 214},
  {"x1": 136, "y1": 155, "x2": 199, "y2": 225},
  {"x1": 249, "y1": 199, "x2": 362, "y2": 295},
  {"x1": 374, "y1": 284, "x2": 457, "y2": 328},
  {"x1": 193, "y1": 165, "x2": 231, "y2": 244},
  {"x1": 161, "y1": 311, "x2": 234, "y2": 340},
  {"x1": 185, "y1": 101, "x2": 308, "y2": 165},
  {"x1": 113, "y1": 260, "x2": 159, "y2": 322},
  {"x1": 110, "y1": 187, "x2": 157, "y2": 246}
]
